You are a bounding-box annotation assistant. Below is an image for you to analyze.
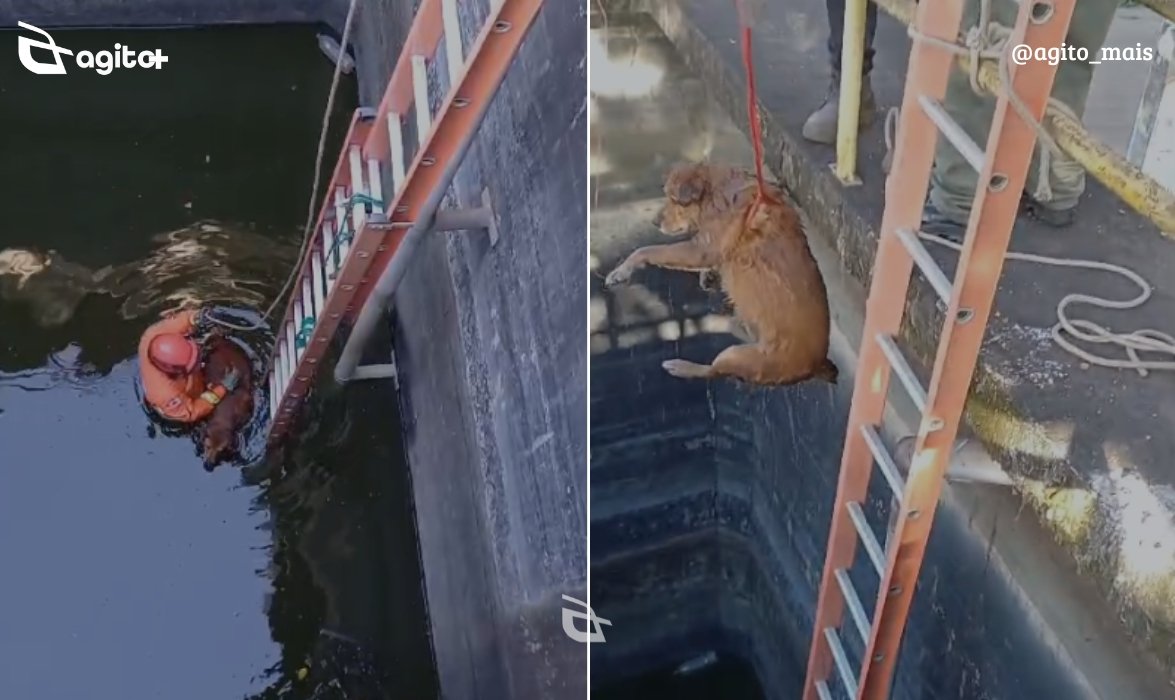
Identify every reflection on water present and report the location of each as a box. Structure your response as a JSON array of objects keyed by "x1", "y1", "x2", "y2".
[{"x1": 0, "y1": 25, "x2": 435, "y2": 700}]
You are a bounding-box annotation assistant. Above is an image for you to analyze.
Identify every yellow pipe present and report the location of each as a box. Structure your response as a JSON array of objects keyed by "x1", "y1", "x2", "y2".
[
  {"x1": 834, "y1": 0, "x2": 869, "y2": 185},
  {"x1": 871, "y1": 0, "x2": 1175, "y2": 237}
]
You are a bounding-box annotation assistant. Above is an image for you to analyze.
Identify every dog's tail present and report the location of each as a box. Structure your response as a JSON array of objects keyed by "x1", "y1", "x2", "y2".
[{"x1": 814, "y1": 357, "x2": 839, "y2": 385}]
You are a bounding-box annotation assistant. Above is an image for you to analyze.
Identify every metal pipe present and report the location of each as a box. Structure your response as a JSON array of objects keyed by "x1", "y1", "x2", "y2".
[
  {"x1": 334, "y1": 98, "x2": 498, "y2": 384},
  {"x1": 833, "y1": 0, "x2": 868, "y2": 185},
  {"x1": 352, "y1": 363, "x2": 398, "y2": 380}
]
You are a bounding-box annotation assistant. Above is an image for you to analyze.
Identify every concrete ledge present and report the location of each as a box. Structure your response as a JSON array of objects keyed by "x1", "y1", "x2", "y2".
[{"x1": 628, "y1": 0, "x2": 1175, "y2": 682}]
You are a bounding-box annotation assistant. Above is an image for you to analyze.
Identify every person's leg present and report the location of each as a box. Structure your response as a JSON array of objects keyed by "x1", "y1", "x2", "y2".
[
  {"x1": 926, "y1": 0, "x2": 1118, "y2": 234},
  {"x1": 802, "y1": 0, "x2": 879, "y2": 144}
]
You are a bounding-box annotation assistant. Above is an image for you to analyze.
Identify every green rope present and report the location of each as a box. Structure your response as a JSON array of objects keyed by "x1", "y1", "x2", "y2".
[{"x1": 285, "y1": 192, "x2": 388, "y2": 356}]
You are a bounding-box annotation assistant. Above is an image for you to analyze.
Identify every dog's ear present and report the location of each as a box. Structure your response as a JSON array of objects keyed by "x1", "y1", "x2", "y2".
[{"x1": 669, "y1": 166, "x2": 706, "y2": 204}]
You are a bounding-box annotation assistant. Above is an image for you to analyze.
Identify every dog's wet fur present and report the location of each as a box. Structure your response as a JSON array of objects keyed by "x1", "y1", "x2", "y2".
[
  {"x1": 605, "y1": 162, "x2": 838, "y2": 386},
  {"x1": 200, "y1": 334, "x2": 254, "y2": 469}
]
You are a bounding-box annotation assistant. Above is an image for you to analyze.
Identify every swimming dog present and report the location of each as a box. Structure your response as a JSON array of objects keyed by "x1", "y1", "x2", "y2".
[{"x1": 200, "y1": 334, "x2": 254, "y2": 468}]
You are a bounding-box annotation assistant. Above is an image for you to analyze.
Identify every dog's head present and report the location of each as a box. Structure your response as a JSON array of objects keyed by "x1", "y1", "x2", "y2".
[
  {"x1": 202, "y1": 424, "x2": 236, "y2": 470},
  {"x1": 656, "y1": 163, "x2": 710, "y2": 235}
]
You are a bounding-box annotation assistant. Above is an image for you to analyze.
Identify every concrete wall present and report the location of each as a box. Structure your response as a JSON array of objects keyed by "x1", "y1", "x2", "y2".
[{"x1": 357, "y1": 1, "x2": 589, "y2": 699}]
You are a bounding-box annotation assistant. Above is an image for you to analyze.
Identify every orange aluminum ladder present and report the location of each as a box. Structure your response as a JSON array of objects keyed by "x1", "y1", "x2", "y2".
[
  {"x1": 801, "y1": 0, "x2": 1076, "y2": 698},
  {"x1": 265, "y1": 0, "x2": 545, "y2": 444}
]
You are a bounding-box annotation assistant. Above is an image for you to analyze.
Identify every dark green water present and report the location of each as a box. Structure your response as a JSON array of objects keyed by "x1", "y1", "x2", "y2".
[{"x1": 0, "y1": 25, "x2": 436, "y2": 699}]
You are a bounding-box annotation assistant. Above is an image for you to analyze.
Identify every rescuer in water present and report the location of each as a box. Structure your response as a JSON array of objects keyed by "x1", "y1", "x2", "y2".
[{"x1": 138, "y1": 306, "x2": 240, "y2": 423}]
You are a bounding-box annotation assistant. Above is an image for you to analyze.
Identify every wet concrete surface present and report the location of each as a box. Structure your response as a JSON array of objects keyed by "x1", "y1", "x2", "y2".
[{"x1": 0, "y1": 25, "x2": 434, "y2": 699}]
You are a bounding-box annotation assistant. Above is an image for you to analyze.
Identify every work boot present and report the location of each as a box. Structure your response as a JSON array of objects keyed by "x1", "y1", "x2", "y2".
[
  {"x1": 1020, "y1": 194, "x2": 1076, "y2": 228},
  {"x1": 802, "y1": 74, "x2": 876, "y2": 145},
  {"x1": 921, "y1": 201, "x2": 967, "y2": 243}
]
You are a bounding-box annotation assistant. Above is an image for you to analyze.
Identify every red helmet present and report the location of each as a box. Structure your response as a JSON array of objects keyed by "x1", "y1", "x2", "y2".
[{"x1": 148, "y1": 333, "x2": 199, "y2": 374}]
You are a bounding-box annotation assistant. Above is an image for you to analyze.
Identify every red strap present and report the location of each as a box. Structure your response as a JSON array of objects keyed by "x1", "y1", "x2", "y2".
[{"x1": 736, "y1": 8, "x2": 777, "y2": 227}]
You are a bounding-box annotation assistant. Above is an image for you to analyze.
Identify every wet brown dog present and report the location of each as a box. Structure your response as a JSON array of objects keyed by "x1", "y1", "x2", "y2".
[
  {"x1": 605, "y1": 162, "x2": 837, "y2": 385},
  {"x1": 200, "y1": 334, "x2": 254, "y2": 468}
]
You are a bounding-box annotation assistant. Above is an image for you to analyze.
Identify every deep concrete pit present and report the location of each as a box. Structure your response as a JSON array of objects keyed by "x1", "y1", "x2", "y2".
[
  {"x1": 590, "y1": 9, "x2": 1175, "y2": 699},
  {"x1": 2, "y1": 2, "x2": 588, "y2": 699}
]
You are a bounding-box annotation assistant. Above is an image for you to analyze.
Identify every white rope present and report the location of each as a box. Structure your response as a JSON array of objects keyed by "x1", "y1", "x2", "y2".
[
  {"x1": 263, "y1": 0, "x2": 363, "y2": 322},
  {"x1": 919, "y1": 231, "x2": 1175, "y2": 376},
  {"x1": 875, "y1": 0, "x2": 1175, "y2": 376}
]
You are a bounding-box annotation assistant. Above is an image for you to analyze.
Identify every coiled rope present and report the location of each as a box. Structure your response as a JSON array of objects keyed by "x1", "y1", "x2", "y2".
[{"x1": 881, "y1": 0, "x2": 1175, "y2": 376}]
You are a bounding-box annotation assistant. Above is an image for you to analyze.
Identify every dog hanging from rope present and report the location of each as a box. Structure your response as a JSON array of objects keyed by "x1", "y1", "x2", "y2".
[{"x1": 604, "y1": 0, "x2": 838, "y2": 386}]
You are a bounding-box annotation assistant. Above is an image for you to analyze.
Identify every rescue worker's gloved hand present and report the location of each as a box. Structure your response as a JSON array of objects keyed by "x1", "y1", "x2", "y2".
[{"x1": 221, "y1": 367, "x2": 241, "y2": 392}]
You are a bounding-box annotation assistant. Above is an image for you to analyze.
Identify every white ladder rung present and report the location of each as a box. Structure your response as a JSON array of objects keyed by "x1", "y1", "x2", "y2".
[
  {"x1": 834, "y1": 568, "x2": 872, "y2": 645},
  {"x1": 280, "y1": 328, "x2": 293, "y2": 396},
  {"x1": 283, "y1": 320, "x2": 297, "y2": 392},
  {"x1": 861, "y1": 424, "x2": 906, "y2": 499},
  {"x1": 322, "y1": 220, "x2": 338, "y2": 280},
  {"x1": 366, "y1": 158, "x2": 385, "y2": 213},
  {"x1": 847, "y1": 501, "x2": 886, "y2": 576},
  {"x1": 294, "y1": 297, "x2": 306, "y2": 364},
  {"x1": 814, "y1": 680, "x2": 834, "y2": 700},
  {"x1": 918, "y1": 94, "x2": 985, "y2": 172},
  {"x1": 348, "y1": 145, "x2": 368, "y2": 230},
  {"x1": 268, "y1": 369, "x2": 279, "y2": 420},
  {"x1": 334, "y1": 187, "x2": 351, "y2": 263},
  {"x1": 824, "y1": 627, "x2": 859, "y2": 698},
  {"x1": 441, "y1": 0, "x2": 464, "y2": 82},
  {"x1": 894, "y1": 227, "x2": 953, "y2": 304},
  {"x1": 875, "y1": 333, "x2": 929, "y2": 414},
  {"x1": 274, "y1": 343, "x2": 287, "y2": 399},
  {"x1": 301, "y1": 273, "x2": 315, "y2": 319},
  {"x1": 388, "y1": 112, "x2": 407, "y2": 192},
  {"x1": 311, "y1": 245, "x2": 327, "y2": 316},
  {"x1": 412, "y1": 54, "x2": 431, "y2": 140}
]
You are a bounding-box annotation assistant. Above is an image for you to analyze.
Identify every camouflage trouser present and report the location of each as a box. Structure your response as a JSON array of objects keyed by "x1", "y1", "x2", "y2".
[{"x1": 927, "y1": 0, "x2": 1119, "y2": 223}]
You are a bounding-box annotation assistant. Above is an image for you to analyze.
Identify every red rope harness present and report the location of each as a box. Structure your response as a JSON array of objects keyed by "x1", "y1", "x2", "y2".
[{"x1": 736, "y1": 8, "x2": 777, "y2": 226}]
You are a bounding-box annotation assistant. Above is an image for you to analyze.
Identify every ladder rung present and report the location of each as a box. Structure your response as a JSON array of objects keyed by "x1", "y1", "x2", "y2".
[
  {"x1": 322, "y1": 220, "x2": 338, "y2": 279},
  {"x1": 814, "y1": 680, "x2": 833, "y2": 700},
  {"x1": 311, "y1": 246, "x2": 327, "y2": 317},
  {"x1": 388, "y1": 112, "x2": 407, "y2": 192},
  {"x1": 301, "y1": 273, "x2": 315, "y2": 325},
  {"x1": 875, "y1": 333, "x2": 928, "y2": 414},
  {"x1": 412, "y1": 54, "x2": 431, "y2": 139},
  {"x1": 847, "y1": 501, "x2": 885, "y2": 575},
  {"x1": 893, "y1": 227, "x2": 953, "y2": 304},
  {"x1": 278, "y1": 338, "x2": 290, "y2": 397},
  {"x1": 268, "y1": 369, "x2": 278, "y2": 420},
  {"x1": 834, "y1": 568, "x2": 871, "y2": 645},
  {"x1": 823, "y1": 627, "x2": 859, "y2": 698},
  {"x1": 917, "y1": 94, "x2": 984, "y2": 172},
  {"x1": 861, "y1": 424, "x2": 906, "y2": 499},
  {"x1": 349, "y1": 145, "x2": 368, "y2": 229},
  {"x1": 334, "y1": 187, "x2": 351, "y2": 262},
  {"x1": 274, "y1": 344, "x2": 286, "y2": 398},
  {"x1": 366, "y1": 158, "x2": 385, "y2": 213},
  {"x1": 441, "y1": 0, "x2": 464, "y2": 82},
  {"x1": 284, "y1": 321, "x2": 297, "y2": 391},
  {"x1": 296, "y1": 297, "x2": 308, "y2": 364}
]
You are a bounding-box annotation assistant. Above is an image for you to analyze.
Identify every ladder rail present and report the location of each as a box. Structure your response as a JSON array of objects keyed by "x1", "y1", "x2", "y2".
[
  {"x1": 800, "y1": 0, "x2": 968, "y2": 694},
  {"x1": 266, "y1": 0, "x2": 546, "y2": 444},
  {"x1": 801, "y1": 0, "x2": 1079, "y2": 697},
  {"x1": 856, "y1": 4, "x2": 1077, "y2": 696}
]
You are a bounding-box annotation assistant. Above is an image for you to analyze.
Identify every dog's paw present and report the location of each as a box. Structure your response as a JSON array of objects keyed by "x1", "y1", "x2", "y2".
[
  {"x1": 699, "y1": 269, "x2": 720, "y2": 291},
  {"x1": 604, "y1": 264, "x2": 634, "y2": 288},
  {"x1": 662, "y1": 358, "x2": 710, "y2": 379}
]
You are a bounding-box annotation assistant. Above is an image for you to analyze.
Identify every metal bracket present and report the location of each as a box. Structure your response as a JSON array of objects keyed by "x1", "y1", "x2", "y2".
[
  {"x1": 366, "y1": 204, "x2": 496, "y2": 234},
  {"x1": 353, "y1": 363, "x2": 398, "y2": 381}
]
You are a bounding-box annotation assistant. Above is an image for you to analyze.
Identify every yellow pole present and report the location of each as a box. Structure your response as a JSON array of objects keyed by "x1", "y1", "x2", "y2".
[
  {"x1": 871, "y1": 0, "x2": 1175, "y2": 237},
  {"x1": 834, "y1": 0, "x2": 869, "y2": 185}
]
